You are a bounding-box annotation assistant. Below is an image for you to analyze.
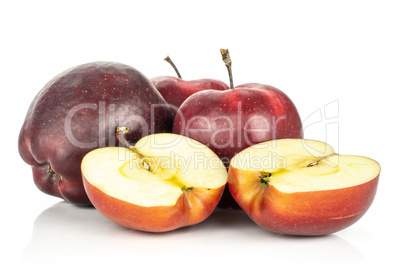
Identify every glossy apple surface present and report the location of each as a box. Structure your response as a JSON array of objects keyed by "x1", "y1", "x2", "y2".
[
  {"x1": 173, "y1": 84, "x2": 303, "y2": 164},
  {"x1": 150, "y1": 76, "x2": 229, "y2": 111},
  {"x1": 82, "y1": 133, "x2": 228, "y2": 232},
  {"x1": 228, "y1": 139, "x2": 380, "y2": 236},
  {"x1": 19, "y1": 62, "x2": 174, "y2": 205}
]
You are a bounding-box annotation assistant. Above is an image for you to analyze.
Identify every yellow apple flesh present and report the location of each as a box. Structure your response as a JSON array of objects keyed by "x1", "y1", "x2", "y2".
[
  {"x1": 228, "y1": 139, "x2": 380, "y2": 236},
  {"x1": 82, "y1": 133, "x2": 228, "y2": 232}
]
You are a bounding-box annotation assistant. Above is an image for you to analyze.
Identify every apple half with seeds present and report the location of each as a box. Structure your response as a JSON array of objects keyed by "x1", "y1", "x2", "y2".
[
  {"x1": 228, "y1": 139, "x2": 380, "y2": 236},
  {"x1": 82, "y1": 128, "x2": 227, "y2": 232}
]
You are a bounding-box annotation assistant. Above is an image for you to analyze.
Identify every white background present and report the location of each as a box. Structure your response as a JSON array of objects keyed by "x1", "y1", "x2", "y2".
[{"x1": 1, "y1": 0, "x2": 400, "y2": 267}]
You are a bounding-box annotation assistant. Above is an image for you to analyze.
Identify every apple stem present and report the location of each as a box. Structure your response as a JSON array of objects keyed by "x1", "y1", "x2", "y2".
[
  {"x1": 116, "y1": 127, "x2": 151, "y2": 171},
  {"x1": 307, "y1": 153, "x2": 338, "y2": 167},
  {"x1": 116, "y1": 127, "x2": 134, "y2": 150},
  {"x1": 220, "y1": 49, "x2": 234, "y2": 89},
  {"x1": 164, "y1": 56, "x2": 182, "y2": 78}
]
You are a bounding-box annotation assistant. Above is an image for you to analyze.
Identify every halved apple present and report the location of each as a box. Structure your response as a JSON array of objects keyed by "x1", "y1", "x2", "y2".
[
  {"x1": 82, "y1": 132, "x2": 227, "y2": 232},
  {"x1": 228, "y1": 139, "x2": 380, "y2": 236}
]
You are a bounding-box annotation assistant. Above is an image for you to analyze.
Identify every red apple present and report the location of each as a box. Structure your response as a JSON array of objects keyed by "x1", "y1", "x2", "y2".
[
  {"x1": 19, "y1": 62, "x2": 174, "y2": 205},
  {"x1": 173, "y1": 49, "x2": 303, "y2": 208},
  {"x1": 81, "y1": 128, "x2": 228, "y2": 232},
  {"x1": 150, "y1": 56, "x2": 229, "y2": 112},
  {"x1": 228, "y1": 139, "x2": 380, "y2": 236}
]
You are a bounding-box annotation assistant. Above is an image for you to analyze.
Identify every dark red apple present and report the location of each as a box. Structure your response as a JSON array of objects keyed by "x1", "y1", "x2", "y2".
[
  {"x1": 173, "y1": 49, "x2": 303, "y2": 208},
  {"x1": 150, "y1": 56, "x2": 229, "y2": 112},
  {"x1": 18, "y1": 62, "x2": 174, "y2": 205}
]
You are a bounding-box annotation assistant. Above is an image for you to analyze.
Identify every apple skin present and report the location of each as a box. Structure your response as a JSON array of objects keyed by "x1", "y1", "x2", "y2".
[
  {"x1": 19, "y1": 62, "x2": 174, "y2": 206},
  {"x1": 83, "y1": 176, "x2": 225, "y2": 232},
  {"x1": 150, "y1": 76, "x2": 229, "y2": 111},
  {"x1": 228, "y1": 167, "x2": 380, "y2": 236},
  {"x1": 173, "y1": 83, "x2": 303, "y2": 166},
  {"x1": 173, "y1": 83, "x2": 303, "y2": 208}
]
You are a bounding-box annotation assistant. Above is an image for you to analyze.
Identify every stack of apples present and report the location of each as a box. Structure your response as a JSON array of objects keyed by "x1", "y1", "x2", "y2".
[{"x1": 18, "y1": 50, "x2": 380, "y2": 235}]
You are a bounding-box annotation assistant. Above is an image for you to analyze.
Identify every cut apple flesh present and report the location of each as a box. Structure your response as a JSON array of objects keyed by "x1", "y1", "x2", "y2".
[
  {"x1": 270, "y1": 154, "x2": 379, "y2": 193},
  {"x1": 230, "y1": 139, "x2": 380, "y2": 193},
  {"x1": 82, "y1": 134, "x2": 228, "y2": 207},
  {"x1": 228, "y1": 138, "x2": 380, "y2": 235}
]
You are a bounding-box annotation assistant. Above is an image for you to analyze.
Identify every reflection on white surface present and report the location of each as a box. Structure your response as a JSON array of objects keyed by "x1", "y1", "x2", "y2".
[{"x1": 22, "y1": 202, "x2": 367, "y2": 267}]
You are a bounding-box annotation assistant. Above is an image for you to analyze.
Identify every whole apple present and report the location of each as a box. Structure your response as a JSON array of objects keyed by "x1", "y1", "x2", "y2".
[
  {"x1": 173, "y1": 83, "x2": 303, "y2": 165},
  {"x1": 150, "y1": 56, "x2": 229, "y2": 113},
  {"x1": 173, "y1": 49, "x2": 303, "y2": 208},
  {"x1": 19, "y1": 62, "x2": 174, "y2": 205}
]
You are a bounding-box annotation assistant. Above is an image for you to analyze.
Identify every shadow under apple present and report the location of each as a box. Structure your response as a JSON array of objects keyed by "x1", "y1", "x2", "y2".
[{"x1": 22, "y1": 202, "x2": 368, "y2": 267}]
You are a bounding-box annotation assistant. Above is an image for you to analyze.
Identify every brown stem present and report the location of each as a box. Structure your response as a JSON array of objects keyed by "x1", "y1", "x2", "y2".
[
  {"x1": 220, "y1": 49, "x2": 234, "y2": 89},
  {"x1": 116, "y1": 127, "x2": 133, "y2": 149},
  {"x1": 116, "y1": 127, "x2": 145, "y2": 159},
  {"x1": 307, "y1": 153, "x2": 338, "y2": 167},
  {"x1": 164, "y1": 56, "x2": 182, "y2": 78},
  {"x1": 116, "y1": 127, "x2": 151, "y2": 171}
]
